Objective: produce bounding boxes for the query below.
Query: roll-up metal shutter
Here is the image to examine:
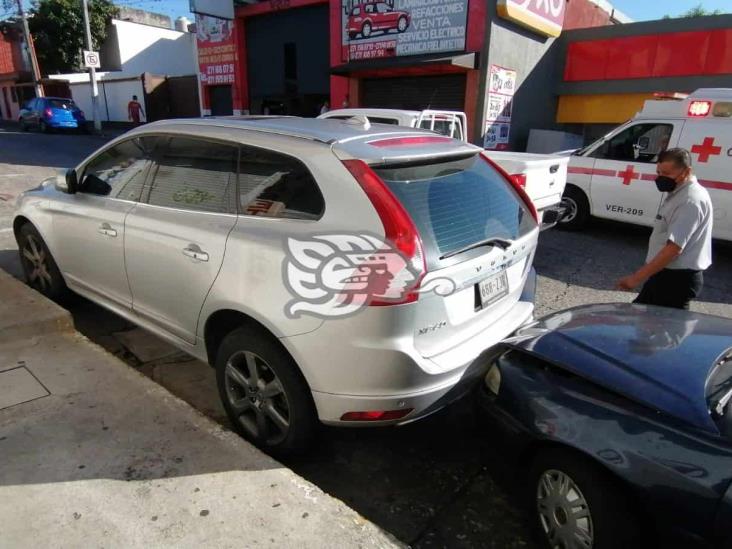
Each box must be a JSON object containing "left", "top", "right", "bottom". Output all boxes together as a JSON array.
[{"left": 361, "top": 75, "right": 466, "bottom": 112}]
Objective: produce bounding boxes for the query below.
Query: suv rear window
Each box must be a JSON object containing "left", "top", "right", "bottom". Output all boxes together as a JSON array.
[{"left": 373, "top": 154, "right": 535, "bottom": 267}]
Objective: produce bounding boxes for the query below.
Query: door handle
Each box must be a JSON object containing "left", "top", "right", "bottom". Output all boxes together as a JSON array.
[
  {"left": 182, "top": 245, "right": 209, "bottom": 262},
  {"left": 97, "top": 223, "right": 117, "bottom": 237}
]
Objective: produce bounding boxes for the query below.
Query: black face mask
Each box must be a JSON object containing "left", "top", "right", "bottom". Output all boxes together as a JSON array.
[{"left": 655, "top": 176, "right": 677, "bottom": 193}]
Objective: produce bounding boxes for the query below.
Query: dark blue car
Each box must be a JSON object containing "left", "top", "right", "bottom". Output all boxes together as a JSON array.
[
  {"left": 477, "top": 303, "right": 732, "bottom": 548},
  {"left": 18, "top": 97, "right": 86, "bottom": 132}
]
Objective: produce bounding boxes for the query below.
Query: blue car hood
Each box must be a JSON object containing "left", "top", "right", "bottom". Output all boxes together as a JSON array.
[{"left": 512, "top": 303, "right": 732, "bottom": 434}]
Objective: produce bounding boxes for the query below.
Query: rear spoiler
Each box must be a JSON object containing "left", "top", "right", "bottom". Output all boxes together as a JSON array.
[{"left": 332, "top": 133, "right": 481, "bottom": 166}]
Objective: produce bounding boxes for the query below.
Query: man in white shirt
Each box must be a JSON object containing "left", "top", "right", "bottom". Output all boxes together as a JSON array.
[{"left": 617, "top": 148, "right": 713, "bottom": 310}]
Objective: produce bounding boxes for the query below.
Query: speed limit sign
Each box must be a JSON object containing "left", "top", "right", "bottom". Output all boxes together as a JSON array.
[{"left": 83, "top": 50, "right": 100, "bottom": 69}]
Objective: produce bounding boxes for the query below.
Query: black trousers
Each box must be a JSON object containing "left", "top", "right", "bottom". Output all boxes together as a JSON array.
[{"left": 634, "top": 269, "right": 703, "bottom": 310}]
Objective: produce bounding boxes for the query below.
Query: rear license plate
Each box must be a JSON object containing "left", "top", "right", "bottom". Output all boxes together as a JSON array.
[{"left": 477, "top": 271, "right": 509, "bottom": 309}]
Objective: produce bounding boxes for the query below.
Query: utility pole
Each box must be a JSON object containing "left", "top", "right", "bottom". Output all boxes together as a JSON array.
[
  {"left": 81, "top": 0, "right": 101, "bottom": 133},
  {"left": 16, "top": 0, "right": 43, "bottom": 98}
]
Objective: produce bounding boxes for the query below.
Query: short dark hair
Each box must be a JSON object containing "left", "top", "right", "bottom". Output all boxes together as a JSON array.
[
  {"left": 657, "top": 148, "right": 692, "bottom": 169},
  {"left": 132, "top": 95, "right": 138, "bottom": 100}
]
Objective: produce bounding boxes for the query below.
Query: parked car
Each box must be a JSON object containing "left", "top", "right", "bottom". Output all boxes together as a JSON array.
[
  {"left": 19, "top": 97, "right": 86, "bottom": 133},
  {"left": 320, "top": 108, "right": 569, "bottom": 223},
  {"left": 477, "top": 303, "right": 732, "bottom": 548},
  {"left": 14, "top": 117, "right": 540, "bottom": 453},
  {"left": 346, "top": 2, "right": 410, "bottom": 39},
  {"left": 560, "top": 88, "right": 732, "bottom": 242}
]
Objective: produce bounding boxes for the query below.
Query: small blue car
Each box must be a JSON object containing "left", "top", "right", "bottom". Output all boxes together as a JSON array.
[
  {"left": 18, "top": 97, "right": 86, "bottom": 132},
  {"left": 477, "top": 303, "right": 732, "bottom": 548}
]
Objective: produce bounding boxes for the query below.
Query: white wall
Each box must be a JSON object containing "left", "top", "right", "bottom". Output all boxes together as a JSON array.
[
  {"left": 113, "top": 19, "right": 197, "bottom": 77},
  {"left": 69, "top": 78, "right": 145, "bottom": 122}
]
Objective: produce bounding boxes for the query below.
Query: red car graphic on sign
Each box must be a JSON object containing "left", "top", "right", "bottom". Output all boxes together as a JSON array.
[{"left": 346, "top": 2, "right": 410, "bottom": 40}]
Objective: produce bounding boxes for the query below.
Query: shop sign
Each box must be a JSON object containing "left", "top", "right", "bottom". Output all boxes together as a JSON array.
[
  {"left": 341, "top": 0, "right": 469, "bottom": 62},
  {"left": 484, "top": 65, "right": 516, "bottom": 150},
  {"left": 195, "top": 14, "right": 237, "bottom": 85},
  {"left": 497, "top": 0, "right": 566, "bottom": 38}
]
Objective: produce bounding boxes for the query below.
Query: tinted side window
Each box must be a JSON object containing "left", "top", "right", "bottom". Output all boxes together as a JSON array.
[
  {"left": 591, "top": 123, "right": 673, "bottom": 163},
  {"left": 146, "top": 137, "right": 238, "bottom": 214},
  {"left": 238, "top": 145, "right": 324, "bottom": 220},
  {"left": 80, "top": 137, "right": 157, "bottom": 200}
]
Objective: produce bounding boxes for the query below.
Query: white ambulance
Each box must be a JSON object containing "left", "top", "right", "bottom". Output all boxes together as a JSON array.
[{"left": 560, "top": 88, "right": 732, "bottom": 242}]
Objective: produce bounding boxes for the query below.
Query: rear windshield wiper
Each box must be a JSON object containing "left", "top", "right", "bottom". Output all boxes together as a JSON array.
[{"left": 440, "top": 237, "right": 513, "bottom": 260}]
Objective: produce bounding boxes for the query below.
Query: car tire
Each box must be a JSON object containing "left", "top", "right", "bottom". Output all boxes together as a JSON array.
[
  {"left": 19, "top": 119, "right": 28, "bottom": 131},
  {"left": 16, "top": 223, "right": 69, "bottom": 302},
  {"left": 362, "top": 21, "right": 372, "bottom": 38},
  {"left": 215, "top": 325, "right": 317, "bottom": 455},
  {"left": 397, "top": 16, "right": 408, "bottom": 32},
  {"left": 558, "top": 185, "right": 590, "bottom": 231},
  {"left": 39, "top": 120, "right": 49, "bottom": 133},
  {"left": 527, "top": 448, "right": 641, "bottom": 549}
]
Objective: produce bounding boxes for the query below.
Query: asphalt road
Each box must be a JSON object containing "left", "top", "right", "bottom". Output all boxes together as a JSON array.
[{"left": 2, "top": 126, "right": 731, "bottom": 548}]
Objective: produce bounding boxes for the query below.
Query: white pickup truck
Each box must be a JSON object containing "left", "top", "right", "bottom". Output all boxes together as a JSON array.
[{"left": 318, "top": 108, "right": 569, "bottom": 220}]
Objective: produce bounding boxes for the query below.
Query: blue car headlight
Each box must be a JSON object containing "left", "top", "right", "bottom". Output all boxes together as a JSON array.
[{"left": 485, "top": 364, "right": 502, "bottom": 396}]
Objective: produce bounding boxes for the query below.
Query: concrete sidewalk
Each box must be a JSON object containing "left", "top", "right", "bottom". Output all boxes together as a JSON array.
[{"left": 0, "top": 269, "right": 401, "bottom": 548}]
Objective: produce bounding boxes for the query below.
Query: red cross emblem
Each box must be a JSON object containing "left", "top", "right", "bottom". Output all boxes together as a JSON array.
[
  {"left": 691, "top": 137, "right": 722, "bottom": 163},
  {"left": 618, "top": 165, "right": 639, "bottom": 186}
]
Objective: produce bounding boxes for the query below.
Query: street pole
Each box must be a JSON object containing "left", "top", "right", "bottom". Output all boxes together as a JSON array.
[
  {"left": 16, "top": 0, "right": 43, "bottom": 98},
  {"left": 81, "top": 0, "right": 101, "bottom": 133}
]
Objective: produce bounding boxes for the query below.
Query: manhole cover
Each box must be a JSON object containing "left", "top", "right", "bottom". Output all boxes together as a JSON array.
[{"left": 0, "top": 367, "right": 50, "bottom": 410}]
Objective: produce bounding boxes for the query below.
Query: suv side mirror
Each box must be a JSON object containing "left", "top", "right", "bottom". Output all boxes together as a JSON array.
[{"left": 56, "top": 168, "right": 78, "bottom": 194}]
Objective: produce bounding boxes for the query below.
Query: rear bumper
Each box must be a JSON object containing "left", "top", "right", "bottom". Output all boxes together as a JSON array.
[
  {"left": 286, "top": 300, "right": 535, "bottom": 426},
  {"left": 47, "top": 119, "right": 80, "bottom": 128}
]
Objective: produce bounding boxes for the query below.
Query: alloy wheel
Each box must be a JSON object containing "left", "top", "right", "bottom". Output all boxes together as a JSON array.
[
  {"left": 559, "top": 196, "right": 578, "bottom": 224},
  {"left": 223, "top": 350, "right": 291, "bottom": 445},
  {"left": 398, "top": 17, "right": 407, "bottom": 31},
  {"left": 22, "top": 234, "right": 53, "bottom": 292},
  {"left": 536, "top": 469, "right": 594, "bottom": 549}
]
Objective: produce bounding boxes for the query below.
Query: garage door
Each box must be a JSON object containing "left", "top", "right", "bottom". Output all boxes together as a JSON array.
[{"left": 361, "top": 75, "right": 466, "bottom": 112}]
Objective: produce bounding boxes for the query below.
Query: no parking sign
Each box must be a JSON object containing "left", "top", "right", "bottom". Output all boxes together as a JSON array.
[{"left": 83, "top": 50, "right": 100, "bottom": 69}]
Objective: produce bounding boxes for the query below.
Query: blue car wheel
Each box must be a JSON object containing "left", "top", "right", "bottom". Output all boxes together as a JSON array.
[{"left": 527, "top": 449, "right": 641, "bottom": 549}]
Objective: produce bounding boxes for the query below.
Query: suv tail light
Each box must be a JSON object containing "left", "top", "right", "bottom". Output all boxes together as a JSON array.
[
  {"left": 341, "top": 159, "right": 426, "bottom": 306},
  {"left": 43, "top": 108, "right": 53, "bottom": 118},
  {"left": 481, "top": 154, "right": 538, "bottom": 223}
]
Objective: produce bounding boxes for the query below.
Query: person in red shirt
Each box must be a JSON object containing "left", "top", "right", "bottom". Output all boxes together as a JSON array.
[{"left": 128, "top": 95, "right": 145, "bottom": 125}]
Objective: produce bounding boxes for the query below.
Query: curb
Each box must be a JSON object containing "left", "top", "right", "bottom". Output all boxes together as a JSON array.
[{"left": 0, "top": 268, "right": 74, "bottom": 344}]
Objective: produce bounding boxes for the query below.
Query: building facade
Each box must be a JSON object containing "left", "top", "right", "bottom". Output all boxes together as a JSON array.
[
  {"left": 197, "top": 0, "right": 628, "bottom": 143},
  {"left": 195, "top": 2, "right": 731, "bottom": 151},
  {"left": 556, "top": 14, "right": 732, "bottom": 143},
  {"left": 49, "top": 16, "right": 199, "bottom": 123},
  {"left": 0, "top": 20, "right": 34, "bottom": 121}
]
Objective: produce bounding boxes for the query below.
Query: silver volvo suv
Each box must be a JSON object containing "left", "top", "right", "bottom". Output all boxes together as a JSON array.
[{"left": 14, "top": 117, "right": 539, "bottom": 453}]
